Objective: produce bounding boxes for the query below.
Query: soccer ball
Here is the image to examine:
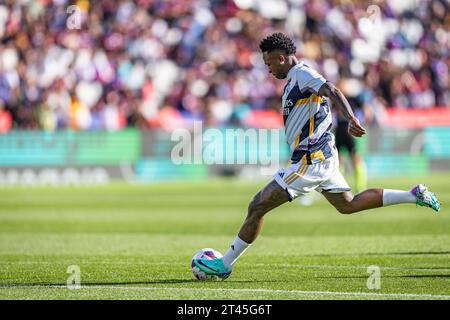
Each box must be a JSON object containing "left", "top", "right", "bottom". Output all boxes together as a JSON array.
[{"left": 191, "top": 248, "right": 223, "bottom": 281}]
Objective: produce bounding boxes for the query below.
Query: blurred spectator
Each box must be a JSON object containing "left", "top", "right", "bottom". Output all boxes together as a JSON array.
[
  {"left": 0, "top": 0, "right": 448, "bottom": 132},
  {"left": 0, "top": 99, "right": 12, "bottom": 132}
]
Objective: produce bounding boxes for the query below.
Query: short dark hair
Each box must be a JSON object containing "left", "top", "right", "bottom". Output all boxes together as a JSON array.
[{"left": 259, "top": 32, "right": 296, "bottom": 55}]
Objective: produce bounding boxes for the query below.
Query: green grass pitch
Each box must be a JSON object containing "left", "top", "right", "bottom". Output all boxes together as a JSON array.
[{"left": 0, "top": 173, "right": 449, "bottom": 300}]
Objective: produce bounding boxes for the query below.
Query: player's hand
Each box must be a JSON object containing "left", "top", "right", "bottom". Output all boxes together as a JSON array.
[{"left": 348, "top": 117, "right": 366, "bottom": 137}]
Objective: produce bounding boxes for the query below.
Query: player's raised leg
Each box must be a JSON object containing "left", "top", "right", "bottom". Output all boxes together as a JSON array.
[
  {"left": 323, "top": 184, "right": 441, "bottom": 214},
  {"left": 192, "top": 180, "right": 289, "bottom": 278}
]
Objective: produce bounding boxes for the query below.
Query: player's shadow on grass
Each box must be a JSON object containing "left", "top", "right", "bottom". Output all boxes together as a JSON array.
[
  {"left": 80, "top": 279, "right": 280, "bottom": 285},
  {"left": 0, "top": 280, "right": 196, "bottom": 287},
  {"left": 0, "top": 279, "right": 279, "bottom": 288}
]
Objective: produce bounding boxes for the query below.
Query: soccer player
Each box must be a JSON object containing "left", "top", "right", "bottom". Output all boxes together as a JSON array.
[{"left": 193, "top": 33, "right": 440, "bottom": 279}]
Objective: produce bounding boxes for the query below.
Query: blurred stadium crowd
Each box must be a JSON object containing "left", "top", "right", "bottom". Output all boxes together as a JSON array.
[{"left": 0, "top": 0, "right": 448, "bottom": 132}]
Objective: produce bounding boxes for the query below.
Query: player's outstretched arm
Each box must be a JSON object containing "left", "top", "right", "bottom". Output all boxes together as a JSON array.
[{"left": 318, "top": 81, "right": 367, "bottom": 137}]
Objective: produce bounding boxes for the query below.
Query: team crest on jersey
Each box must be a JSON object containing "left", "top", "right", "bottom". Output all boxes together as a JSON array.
[
  {"left": 278, "top": 172, "right": 285, "bottom": 178},
  {"left": 283, "top": 100, "right": 293, "bottom": 116}
]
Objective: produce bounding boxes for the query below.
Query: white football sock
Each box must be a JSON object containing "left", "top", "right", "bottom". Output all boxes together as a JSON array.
[
  {"left": 382, "top": 189, "right": 416, "bottom": 206},
  {"left": 222, "top": 236, "right": 251, "bottom": 269}
]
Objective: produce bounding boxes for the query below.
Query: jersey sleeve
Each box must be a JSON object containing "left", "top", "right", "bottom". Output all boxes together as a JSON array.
[{"left": 296, "top": 65, "right": 327, "bottom": 94}]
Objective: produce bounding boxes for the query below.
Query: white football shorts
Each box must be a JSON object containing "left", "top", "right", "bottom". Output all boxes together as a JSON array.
[{"left": 274, "top": 155, "right": 351, "bottom": 201}]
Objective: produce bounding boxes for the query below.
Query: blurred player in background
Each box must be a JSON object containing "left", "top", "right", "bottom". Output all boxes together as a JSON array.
[
  {"left": 193, "top": 33, "right": 441, "bottom": 279},
  {"left": 334, "top": 78, "right": 369, "bottom": 193}
]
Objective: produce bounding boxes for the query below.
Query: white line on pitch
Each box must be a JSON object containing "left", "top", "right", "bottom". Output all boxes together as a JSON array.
[{"left": 27, "top": 285, "right": 450, "bottom": 299}]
